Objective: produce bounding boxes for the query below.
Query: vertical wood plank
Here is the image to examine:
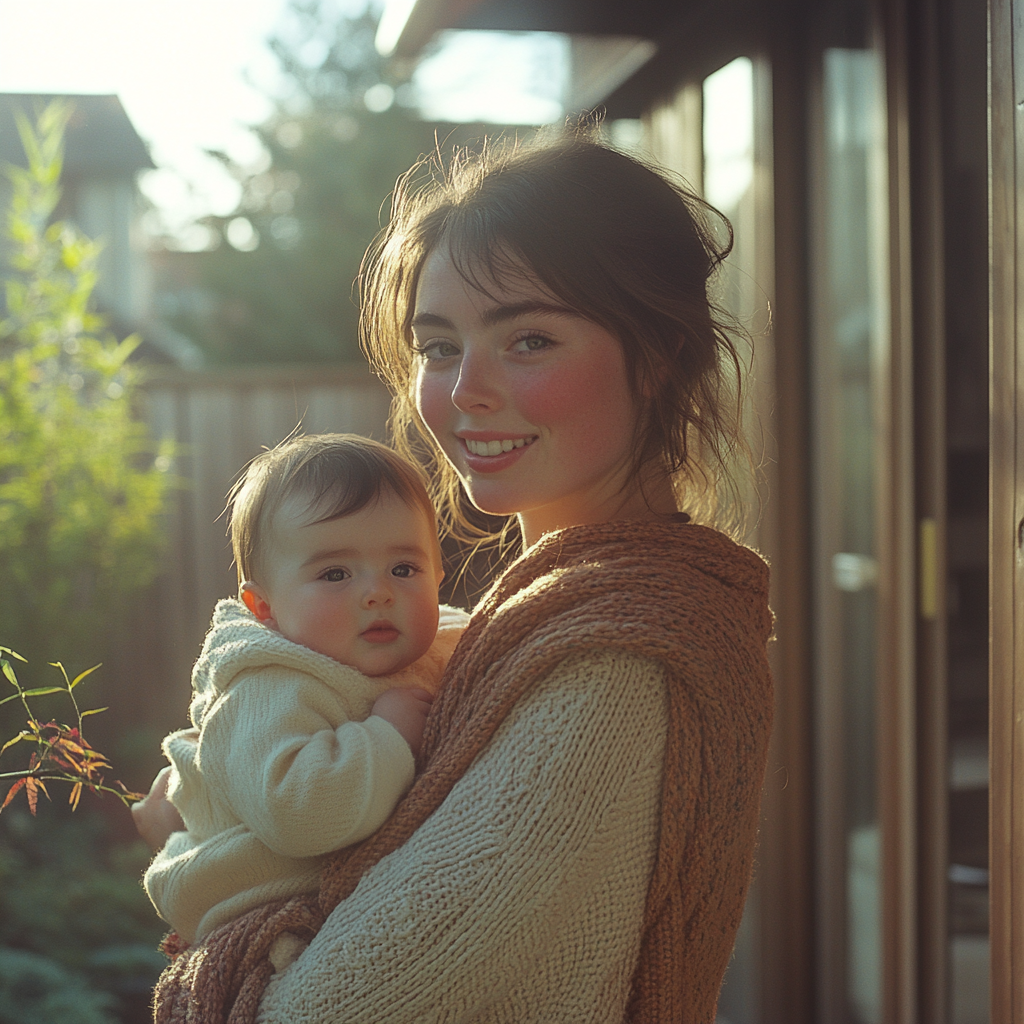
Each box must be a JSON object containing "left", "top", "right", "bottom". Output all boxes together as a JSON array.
[
  {"left": 758, "top": 25, "right": 816, "bottom": 1024},
  {"left": 989, "top": 0, "right": 1024, "bottom": 1018},
  {"left": 144, "top": 385, "right": 195, "bottom": 724},
  {"left": 907, "top": 0, "right": 950, "bottom": 1018},
  {"left": 879, "top": 3, "right": 920, "bottom": 1022}
]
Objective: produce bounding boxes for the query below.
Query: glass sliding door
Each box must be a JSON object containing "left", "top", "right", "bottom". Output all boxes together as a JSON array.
[{"left": 810, "top": 15, "right": 891, "bottom": 1024}]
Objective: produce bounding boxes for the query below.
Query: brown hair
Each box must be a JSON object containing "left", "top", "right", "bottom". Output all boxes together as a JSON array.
[
  {"left": 360, "top": 127, "right": 749, "bottom": 547},
  {"left": 227, "top": 433, "right": 437, "bottom": 587}
]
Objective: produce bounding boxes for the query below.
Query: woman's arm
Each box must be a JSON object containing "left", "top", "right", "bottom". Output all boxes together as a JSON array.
[{"left": 256, "top": 650, "right": 669, "bottom": 1024}]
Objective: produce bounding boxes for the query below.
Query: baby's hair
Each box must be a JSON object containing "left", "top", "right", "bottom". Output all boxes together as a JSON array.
[
  {"left": 359, "top": 125, "right": 750, "bottom": 550},
  {"left": 227, "top": 433, "right": 437, "bottom": 588}
]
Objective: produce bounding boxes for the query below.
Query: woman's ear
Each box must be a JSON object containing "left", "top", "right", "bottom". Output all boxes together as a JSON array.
[{"left": 240, "top": 582, "right": 277, "bottom": 629}]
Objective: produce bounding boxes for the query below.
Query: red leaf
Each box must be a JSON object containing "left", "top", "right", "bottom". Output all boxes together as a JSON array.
[{"left": 1, "top": 778, "right": 26, "bottom": 810}]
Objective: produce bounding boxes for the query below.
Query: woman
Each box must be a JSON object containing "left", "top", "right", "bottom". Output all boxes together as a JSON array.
[{"left": 140, "top": 129, "right": 774, "bottom": 1023}]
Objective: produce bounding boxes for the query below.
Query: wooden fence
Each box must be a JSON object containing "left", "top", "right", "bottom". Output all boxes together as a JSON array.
[{"left": 103, "top": 365, "right": 393, "bottom": 749}]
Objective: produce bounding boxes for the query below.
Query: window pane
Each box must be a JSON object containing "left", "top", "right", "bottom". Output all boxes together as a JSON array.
[{"left": 812, "top": 44, "right": 889, "bottom": 1024}]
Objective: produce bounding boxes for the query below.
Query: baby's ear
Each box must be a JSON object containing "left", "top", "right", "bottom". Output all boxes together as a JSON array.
[{"left": 240, "top": 582, "right": 276, "bottom": 628}]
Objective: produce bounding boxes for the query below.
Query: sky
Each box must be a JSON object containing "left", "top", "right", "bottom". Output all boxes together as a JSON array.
[
  {"left": 0, "top": 0, "right": 568, "bottom": 243},
  {"left": 0, "top": 0, "right": 293, "bottom": 236}
]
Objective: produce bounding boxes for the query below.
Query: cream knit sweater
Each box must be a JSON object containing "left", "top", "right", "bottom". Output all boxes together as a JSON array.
[
  {"left": 144, "top": 598, "right": 468, "bottom": 944},
  {"left": 255, "top": 648, "right": 668, "bottom": 1023}
]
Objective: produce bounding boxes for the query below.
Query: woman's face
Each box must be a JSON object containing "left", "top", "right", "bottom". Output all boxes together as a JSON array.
[{"left": 412, "top": 247, "right": 640, "bottom": 546}]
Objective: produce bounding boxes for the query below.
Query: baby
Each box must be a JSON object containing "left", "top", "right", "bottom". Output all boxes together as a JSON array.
[{"left": 143, "top": 433, "right": 468, "bottom": 947}]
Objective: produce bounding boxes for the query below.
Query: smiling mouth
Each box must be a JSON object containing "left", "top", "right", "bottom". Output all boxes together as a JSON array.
[{"left": 464, "top": 437, "right": 536, "bottom": 456}]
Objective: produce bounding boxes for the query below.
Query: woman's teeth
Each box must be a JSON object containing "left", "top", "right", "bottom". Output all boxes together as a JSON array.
[{"left": 465, "top": 438, "right": 532, "bottom": 456}]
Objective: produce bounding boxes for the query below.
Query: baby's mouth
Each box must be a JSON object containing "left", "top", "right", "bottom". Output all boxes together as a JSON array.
[{"left": 361, "top": 621, "right": 399, "bottom": 643}]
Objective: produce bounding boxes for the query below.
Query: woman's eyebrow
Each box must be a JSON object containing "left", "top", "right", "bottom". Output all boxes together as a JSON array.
[
  {"left": 410, "top": 302, "right": 578, "bottom": 331},
  {"left": 410, "top": 312, "right": 454, "bottom": 330},
  {"left": 481, "top": 301, "right": 578, "bottom": 326}
]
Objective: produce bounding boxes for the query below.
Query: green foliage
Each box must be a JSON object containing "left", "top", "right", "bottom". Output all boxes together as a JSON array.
[
  {"left": 1, "top": 648, "right": 143, "bottom": 815},
  {"left": 0, "top": 949, "right": 117, "bottom": 1024},
  {"left": 0, "top": 811, "right": 167, "bottom": 1023},
  {"left": 160, "top": 2, "right": 438, "bottom": 364},
  {"left": 0, "top": 101, "right": 172, "bottom": 693}
]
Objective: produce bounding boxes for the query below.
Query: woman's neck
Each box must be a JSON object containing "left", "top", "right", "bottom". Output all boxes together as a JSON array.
[{"left": 518, "top": 473, "right": 679, "bottom": 549}]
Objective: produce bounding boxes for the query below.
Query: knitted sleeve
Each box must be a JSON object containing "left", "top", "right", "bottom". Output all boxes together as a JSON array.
[
  {"left": 255, "top": 650, "right": 668, "bottom": 1024},
  {"left": 197, "top": 666, "right": 415, "bottom": 858}
]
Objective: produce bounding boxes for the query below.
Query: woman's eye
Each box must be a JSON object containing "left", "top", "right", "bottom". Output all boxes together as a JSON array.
[
  {"left": 512, "top": 334, "right": 553, "bottom": 353},
  {"left": 414, "top": 339, "right": 460, "bottom": 361},
  {"left": 321, "top": 568, "right": 350, "bottom": 582},
  {"left": 391, "top": 563, "right": 419, "bottom": 578}
]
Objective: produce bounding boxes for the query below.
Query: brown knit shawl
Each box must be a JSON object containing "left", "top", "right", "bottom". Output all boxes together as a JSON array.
[{"left": 153, "top": 519, "right": 773, "bottom": 1024}]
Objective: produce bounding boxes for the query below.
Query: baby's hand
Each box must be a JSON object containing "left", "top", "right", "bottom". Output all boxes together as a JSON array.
[{"left": 371, "top": 687, "right": 434, "bottom": 758}]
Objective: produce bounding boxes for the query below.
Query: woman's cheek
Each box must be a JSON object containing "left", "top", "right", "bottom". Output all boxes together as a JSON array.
[
  {"left": 414, "top": 369, "right": 455, "bottom": 449},
  {"left": 517, "top": 360, "right": 634, "bottom": 444},
  {"left": 512, "top": 365, "right": 575, "bottom": 423}
]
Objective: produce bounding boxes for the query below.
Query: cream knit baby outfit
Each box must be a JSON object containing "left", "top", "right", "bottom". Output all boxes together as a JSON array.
[{"left": 144, "top": 598, "right": 468, "bottom": 944}]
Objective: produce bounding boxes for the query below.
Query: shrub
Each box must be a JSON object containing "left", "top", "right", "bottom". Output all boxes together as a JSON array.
[
  {"left": 0, "top": 101, "right": 171, "bottom": 700},
  {"left": 0, "top": 810, "right": 166, "bottom": 1023}
]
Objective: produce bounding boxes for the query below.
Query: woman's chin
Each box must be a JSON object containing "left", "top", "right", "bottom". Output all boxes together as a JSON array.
[
  {"left": 460, "top": 485, "right": 522, "bottom": 520},
  {"left": 468, "top": 499, "right": 520, "bottom": 520}
]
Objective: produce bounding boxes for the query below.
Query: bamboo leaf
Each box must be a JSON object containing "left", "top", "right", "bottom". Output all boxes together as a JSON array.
[
  {"left": 69, "top": 781, "right": 82, "bottom": 810},
  {"left": 19, "top": 686, "right": 63, "bottom": 698},
  {"left": 68, "top": 663, "right": 101, "bottom": 690},
  {"left": 80, "top": 707, "right": 108, "bottom": 717},
  {"left": 0, "top": 648, "right": 27, "bottom": 663},
  {"left": 54, "top": 737, "right": 87, "bottom": 757},
  {"left": 0, "top": 732, "right": 32, "bottom": 755},
  {"left": 1, "top": 778, "right": 26, "bottom": 811},
  {"left": 1, "top": 660, "right": 18, "bottom": 687},
  {"left": 116, "top": 780, "right": 146, "bottom": 800},
  {"left": 25, "top": 777, "right": 38, "bottom": 814}
]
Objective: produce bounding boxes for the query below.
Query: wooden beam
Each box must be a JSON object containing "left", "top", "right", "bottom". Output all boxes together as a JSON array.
[{"left": 988, "top": 0, "right": 1024, "bottom": 1019}]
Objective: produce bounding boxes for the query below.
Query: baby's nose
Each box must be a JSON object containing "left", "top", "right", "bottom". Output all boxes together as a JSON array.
[{"left": 361, "top": 578, "right": 394, "bottom": 607}]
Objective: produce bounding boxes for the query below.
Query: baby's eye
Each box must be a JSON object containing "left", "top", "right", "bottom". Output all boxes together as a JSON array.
[
  {"left": 321, "top": 567, "right": 350, "bottom": 582},
  {"left": 391, "top": 563, "right": 419, "bottom": 578},
  {"left": 413, "top": 339, "right": 460, "bottom": 361}
]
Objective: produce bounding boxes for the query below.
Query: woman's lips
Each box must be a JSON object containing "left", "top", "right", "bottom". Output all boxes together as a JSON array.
[
  {"left": 361, "top": 624, "right": 400, "bottom": 643},
  {"left": 458, "top": 435, "right": 536, "bottom": 474}
]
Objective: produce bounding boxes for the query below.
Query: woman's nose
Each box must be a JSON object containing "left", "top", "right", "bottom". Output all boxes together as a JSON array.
[{"left": 451, "top": 346, "right": 501, "bottom": 413}]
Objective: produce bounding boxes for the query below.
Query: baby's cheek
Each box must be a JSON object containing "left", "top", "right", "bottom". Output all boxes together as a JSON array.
[{"left": 409, "top": 593, "right": 442, "bottom": 655}]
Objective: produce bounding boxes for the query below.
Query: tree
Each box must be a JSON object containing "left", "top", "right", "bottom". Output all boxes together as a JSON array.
[
  {"left": 158, "top": 2, "right": 439, "bottom": 365},
  {"left": 0, "top": 101, "right": 171, "bottom": 700}
]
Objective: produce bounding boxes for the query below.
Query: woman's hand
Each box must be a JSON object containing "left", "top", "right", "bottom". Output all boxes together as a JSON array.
[{"left": 132, "top": 765, "right": 184, "bottom": 852}]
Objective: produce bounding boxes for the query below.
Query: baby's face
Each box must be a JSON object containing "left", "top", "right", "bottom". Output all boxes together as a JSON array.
[{"left": 251, "top": 491, "right": 443, "bottom": 676}]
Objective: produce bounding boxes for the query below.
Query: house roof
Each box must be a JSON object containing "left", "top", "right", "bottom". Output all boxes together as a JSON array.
[
  {"left": 378, "top": 0, "right": 682, "bottom": 58},
  {"left": 0, "top": 93, "right": 154, "bottom": 174},
  {"left": 378, "top": 0, "right": 766, "bottom": 118}
]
